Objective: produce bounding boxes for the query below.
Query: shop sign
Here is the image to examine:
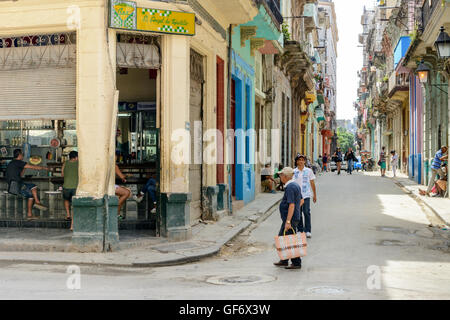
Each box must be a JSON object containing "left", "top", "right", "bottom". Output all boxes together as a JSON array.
[
  {"left": 110, "top": 0, "right": 137, "bottom": 30},
  {"left": 109, "top": 0, "right": 195, "bottom": 36},
  {"left": 137, "top": 8, "right": 195, "bottom": 36}
]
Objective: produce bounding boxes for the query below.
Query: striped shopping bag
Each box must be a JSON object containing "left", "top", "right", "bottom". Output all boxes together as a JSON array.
[{"left": 274, "top": 229, "right": 307, "bottom": 260}]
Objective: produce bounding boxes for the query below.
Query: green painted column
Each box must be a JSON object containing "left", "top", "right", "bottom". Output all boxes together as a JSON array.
[
  {"left": 217, "top": 184, "right": 228, "bottom": 212},
  {"left": 160, "top": 193, "right": 192, "bottom": 241},
  {"left": 71, "top": 196, "right": 119, "bottom": 252}
]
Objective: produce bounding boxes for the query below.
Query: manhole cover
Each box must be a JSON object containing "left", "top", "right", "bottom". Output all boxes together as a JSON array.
[
  {"left": 207, "top": 275, "right": 276, "bottom": 285},
  {"left": 307, "top": 286, "right": 347, "bottom": 295}
]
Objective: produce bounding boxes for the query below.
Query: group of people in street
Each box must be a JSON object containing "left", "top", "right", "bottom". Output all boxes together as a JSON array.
[
  {"left": 273, "top": 153, "right": 318, "bottom": 270},
  {"left": 376, "top": 145, "right": 448, "bottom": 197},
  {"left": 377, "top": 147, "right": 399, "bottom": 178}
]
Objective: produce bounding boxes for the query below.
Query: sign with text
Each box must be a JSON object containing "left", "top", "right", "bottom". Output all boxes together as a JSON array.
[
  {"left": 137, "top": 8, "right": 195, "bottom": 36},
  {"left": 109, "top": 1, "right": 195, "bottom": 36}
]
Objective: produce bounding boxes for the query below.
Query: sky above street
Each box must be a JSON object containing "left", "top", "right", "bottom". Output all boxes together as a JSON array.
[{"left": 334, "top": 0, "right": 376, "bottom": 121}]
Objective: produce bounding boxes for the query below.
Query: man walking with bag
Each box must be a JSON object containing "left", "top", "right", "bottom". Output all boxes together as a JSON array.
[{"left": 273, "top": 167, "right": 304, "bottom": 270}]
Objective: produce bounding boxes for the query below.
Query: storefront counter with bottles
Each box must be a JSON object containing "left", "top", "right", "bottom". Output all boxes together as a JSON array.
[{"left": 0, "top": 120, "right": 76, "bottom": 224}]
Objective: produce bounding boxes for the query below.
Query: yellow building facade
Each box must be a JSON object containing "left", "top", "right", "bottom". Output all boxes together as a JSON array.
[{"left": 0, "top": 0, "right": 258, "bottom": 250}]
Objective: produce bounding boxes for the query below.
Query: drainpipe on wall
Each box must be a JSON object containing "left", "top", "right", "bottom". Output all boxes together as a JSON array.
[{"left": 227, "top": 25, "right": 233, "bottom": 214}]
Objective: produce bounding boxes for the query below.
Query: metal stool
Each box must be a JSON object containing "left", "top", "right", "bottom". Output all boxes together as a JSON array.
[
  {"left": 45, "top": 191, "right": 62, "bottom": 219},
  {"left": 5, "top": 192, "right": 16, "bottom": 219},
  {"left": 0, "top": 191, "right": 6, "bottom": 219}
]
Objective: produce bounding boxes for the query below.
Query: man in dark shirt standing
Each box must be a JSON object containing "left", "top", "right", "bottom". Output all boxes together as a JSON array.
[
  {"left": 6, "top": 149, "right": 50, "bottom": 219},
  {"left": 273, "top": 167, "right": 304, "bottom": 270}
]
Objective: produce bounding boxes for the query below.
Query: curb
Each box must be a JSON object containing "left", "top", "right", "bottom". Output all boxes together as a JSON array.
[
  {"left": 0, "top": 200, "right": 281, "bottom": 268},
  {"left": 393, "top": 178, "right": 449, "bottom": 226},
  {"left": 131, "top": 220, "right": 253, "bottom": 267}
]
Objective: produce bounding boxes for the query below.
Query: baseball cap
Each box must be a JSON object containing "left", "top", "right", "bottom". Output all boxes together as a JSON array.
[{"left": 295, "top": 153, "right": 306, "bottom": 162}]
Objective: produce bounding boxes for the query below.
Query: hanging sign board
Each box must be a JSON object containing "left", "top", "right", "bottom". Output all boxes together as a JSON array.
[{"left": 109, "top": 0, "right": 195, "bottom": 36}]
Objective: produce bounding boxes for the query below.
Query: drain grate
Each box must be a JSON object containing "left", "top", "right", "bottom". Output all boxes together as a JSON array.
[
  {"left": 307, "top": 286, "right": 348, "bottom": 295},
  {"left": 206, "top": 275, "right": 276, "bottom": 285}
]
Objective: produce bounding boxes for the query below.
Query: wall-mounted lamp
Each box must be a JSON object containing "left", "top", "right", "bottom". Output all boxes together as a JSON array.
[
  {"left": 416, "top": 59, "right": 430, "bottom": 84},
  {"left": 435, "top": 26, "right": 450, "bottom": 59},
  {"left": 416, "top": 59, "right": 448, "bottom": 93}
]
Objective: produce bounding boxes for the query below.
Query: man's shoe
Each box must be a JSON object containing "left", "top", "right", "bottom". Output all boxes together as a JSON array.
[
  {"left": 33, "top": 203, "right": 48, "bottom": 211},
  {"left": 306, "top": 232, "right": 312, "bottom": 238},
  {"left": 285, "top": 264, "right": 302, "bottom": 270},
  {"left": 133, "top": 195, "right": 144, "bottom": 203},
  {"left": 273, "top": 261, "right": 288, "bottom": 267}
]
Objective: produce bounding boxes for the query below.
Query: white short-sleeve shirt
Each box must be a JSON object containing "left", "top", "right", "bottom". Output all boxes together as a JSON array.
[{"left": 293, "top": 167, "right": 316, "bottom": 199}]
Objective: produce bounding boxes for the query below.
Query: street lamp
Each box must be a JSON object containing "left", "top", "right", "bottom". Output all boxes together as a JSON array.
[
  {"left": 416, "top": 59, "right": 430, "bottom": 84},
  {"left": 434, "top": 26, "right": 450, "bottom": 59}
]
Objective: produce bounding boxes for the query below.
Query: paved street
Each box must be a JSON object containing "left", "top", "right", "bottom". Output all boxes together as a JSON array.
[{"left": 0, "top": 172, "right": 449, "bottom": 300}]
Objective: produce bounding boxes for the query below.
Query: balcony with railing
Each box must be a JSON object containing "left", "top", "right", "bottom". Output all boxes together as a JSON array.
[
  {"left": 388, "top": 71, "right": 409, "bottom": 99},
  {"left": 303, "top": 2, "right": 319, "bottom": 32}
]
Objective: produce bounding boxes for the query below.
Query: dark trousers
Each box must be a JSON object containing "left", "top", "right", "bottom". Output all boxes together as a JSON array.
[
  {"left": 347, "top": 160, "right": 353, "bottom": 174},
  {"left": 278, "top": 220, "right": 302, "bottom": 266},
  {"left": 297, "top": 198, "right": 311, "bottom": 233}
]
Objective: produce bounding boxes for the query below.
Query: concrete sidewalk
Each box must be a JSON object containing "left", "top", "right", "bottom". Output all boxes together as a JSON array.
[
  {"left": 362, "top": 171, "right": 450, "bottom": 227},
  {"left": 393, "top": 176, "right": 450, "bottom": 227},
  {"left": 0, "top": 193, "right": 282, "bottom": 267}
]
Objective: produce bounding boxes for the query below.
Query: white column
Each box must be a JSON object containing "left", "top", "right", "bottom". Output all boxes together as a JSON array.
[{"left": 160, "top": 35, "right": 190, "bottom": 194}]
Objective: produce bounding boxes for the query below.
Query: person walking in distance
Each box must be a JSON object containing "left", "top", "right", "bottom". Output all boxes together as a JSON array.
[
  {"left": 390, "top": 150, "right": 398, "bottom": 178},
  {"left": 335, "top": 148, "right": 343, "bottom": 175},
  {"left": 345, "top": 148, "right": 356, "bottom": 175},
  {"left": 61, "top": 151, "right": 78, "bottom": 231},
  {"left": 425, "top": 146, "right": 448, "bottom": 197},
  {"left": 293, "top": 154, "right": 317, "bottom": 239},
  {"left": 322, "top": 153, "right": 329, "bottom": 172},
  {"left": 273, "top": 167, "right": 304, "bottom": 270},
  {"left": 379, "top": 147, "right": 387, "bottom": 177}
]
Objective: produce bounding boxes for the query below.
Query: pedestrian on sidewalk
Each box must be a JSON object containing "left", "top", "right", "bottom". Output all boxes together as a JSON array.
[
  {"left": 345, "top": 148, "right": 356, "bottom": 175},
  {"left": 293, "top": 154, "right": 317, "bottom": 239},
  {"left": 6, "top": 149, "right": 49, "bottom": 219},
  {"left": 61, "top": 151, "right": 78, "bottom": 231},
  {"left": 390, "top": 150, "right": 398, "bottom": 177},
  {"left": 273, "top": 167, "right": 304, "bottom": 270},
  {"left": 379, "top": 147, "right": 387, "bottom": 177},
  {"left": 425, "top": 146, "right": 448, "bottom": 197}
]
